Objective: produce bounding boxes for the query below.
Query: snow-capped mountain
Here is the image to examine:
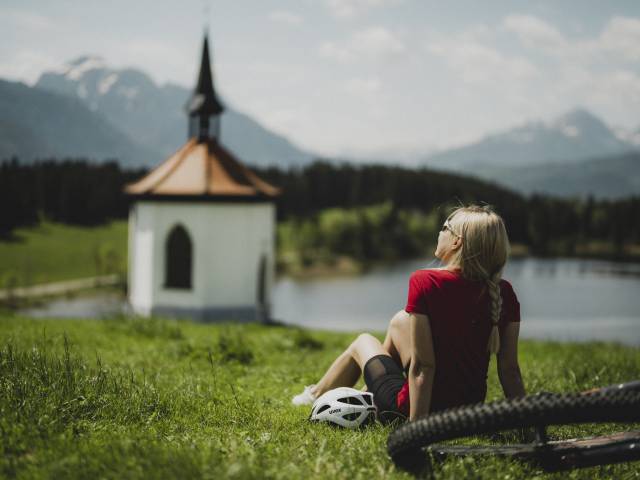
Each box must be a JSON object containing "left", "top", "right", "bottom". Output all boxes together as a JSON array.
[
  {"left": 424, "top": 108, "right": 637, "bottom": 170},
  {"left": 419, "top": 108, "right": 640, "bottom": 198},
  {"left": 614, "top": 125, "right": 640, "bottom": 147},
  {"left": 0, "top": 78, "right": 158, "bottom": 165},
  {"left": 35, "top": 56, "right": 312, "bottom": 167},
  {"left": 39, "top": 56, "right": 155, "bottom": 110}
]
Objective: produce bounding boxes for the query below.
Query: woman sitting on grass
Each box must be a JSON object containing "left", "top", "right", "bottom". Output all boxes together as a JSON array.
[{"left": 292, "top": 205, "right": 526, "bottom": 422}]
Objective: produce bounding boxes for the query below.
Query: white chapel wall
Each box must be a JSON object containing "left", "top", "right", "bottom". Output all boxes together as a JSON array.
[
  {"left": 129, "top": 200, "right": 275, "bottom": 318},
  {"left": 129, "top": 203, "right": 155, "bottom": 315}
]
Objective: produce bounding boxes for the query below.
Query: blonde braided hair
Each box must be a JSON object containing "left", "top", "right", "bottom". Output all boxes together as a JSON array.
[
  {"left": 485, "top": 273, "right": 503, "bottom": 354},
  {"left": 444, "top": 205, "right": 510, "bottom": 354}
]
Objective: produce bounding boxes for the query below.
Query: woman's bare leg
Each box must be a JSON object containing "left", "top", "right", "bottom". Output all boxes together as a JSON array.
[
  {"left": 310, "top": 310, "right": 413, "bottom": 398},
  {"left": 312, "top": 333, "right": 388, "bottom": 398},
  {"left": 310, "top": 350, "right": 360, "bottom": 398},
  {"left": 382, "top": 310, "right": 412, "bottom": 370}
]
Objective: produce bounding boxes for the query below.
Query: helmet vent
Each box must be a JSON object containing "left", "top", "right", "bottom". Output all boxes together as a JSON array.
[
  {"left": 360, "top": 412, "right": 375, "bottom": 426},
  {"left": 338, "top": 396, "right": 363, "bottom": 405},
  {"left": 316, "top": 405, "right": 330, "bottom": 414},
  {"left": 342, "top": 412, "right": 360, "bottom": 421},
  {"left": 363, "top": 395, "right": 373, "bottom": 405}
]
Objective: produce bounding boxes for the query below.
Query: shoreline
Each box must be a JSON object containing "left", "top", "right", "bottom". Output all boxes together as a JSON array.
[
  {"left": 276, "top": 243, "right": 640, "bottom": 279},
  {"left": 2, "top": 249, "right": 638, "bottom": 305}
]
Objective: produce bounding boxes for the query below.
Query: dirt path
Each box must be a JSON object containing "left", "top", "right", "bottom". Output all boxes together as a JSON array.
[{"left": 0, "top": 274, "right": 120, "bottom": 301}]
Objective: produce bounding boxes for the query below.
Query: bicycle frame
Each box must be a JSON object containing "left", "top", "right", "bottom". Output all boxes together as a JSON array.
[{"left": 429, "top": 430, "right": 640, "bottom": 472}]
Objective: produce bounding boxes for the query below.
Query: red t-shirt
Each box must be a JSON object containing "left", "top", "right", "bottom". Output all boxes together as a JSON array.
[{"left": 397, "top": 268, "right": 520, "bottom": 415}]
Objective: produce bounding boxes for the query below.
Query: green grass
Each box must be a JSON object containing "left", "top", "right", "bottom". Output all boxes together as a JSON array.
[
  {"left": 1, "top": 315, "right": 639, "bottom": 479},
  {"left": 0, "top": 221, "right": 127, "bottom": 288}
]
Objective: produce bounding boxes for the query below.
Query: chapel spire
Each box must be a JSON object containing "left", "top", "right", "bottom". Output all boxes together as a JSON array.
[{"left": 185, "top": 34, "right": 224, "bottom": 142}]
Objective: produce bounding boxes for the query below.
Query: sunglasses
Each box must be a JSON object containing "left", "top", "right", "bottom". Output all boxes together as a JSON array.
[{"left": 441, "top": 220, "right": 461, "bottom": 237}]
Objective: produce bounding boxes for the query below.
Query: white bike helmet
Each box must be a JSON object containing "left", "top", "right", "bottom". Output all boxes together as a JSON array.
[{"left": 310, "top": 387, "right": 377, "bottom": 428}]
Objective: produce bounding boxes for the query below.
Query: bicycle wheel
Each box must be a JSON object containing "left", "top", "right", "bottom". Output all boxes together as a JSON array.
[{"left": 387, "top": 389, "right": 640, "bottom": 472}]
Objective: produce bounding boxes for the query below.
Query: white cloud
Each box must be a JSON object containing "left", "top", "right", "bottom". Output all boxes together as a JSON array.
[
  {"left": 427, "top": 37, "right": 538, "bottom": 86},
  {"left": 498, "top": 14, "right": 640, "bottom": 125},
  {"left": 540, "top": 67, "right": 640, "bottom": 129},
  {"left": 589, "top": 70, "right": 640, "bottom": 110},
  {"left": 326, "top": 0, "right": 402, "bottom": 19},
  {"left": 319, "top": 26, "right": 405, "bottom": 63},
  {"left": 319, "top": 42, "right": 351, "bottom": 62},
  {"left": 352, "top": 26, "right": 405, "bottom": 56},
  {"left": 345, "top": 76, "right": 381, "bottom": 95},
  {"left": 109, "top": 38, "right": 192, "bottom": 86},
  {"left": 599, "top": 16, "right": 640, "bottom": 61},
  {"left": 504, "top": 14, "right": 640, "bottom": 63},
  {"left": 0, "top": 7, "right": 64, "bottom": 83},
  {"left": 268, "top": 10, "right": 303, "bottom": 26},
  {"left": 0, "top": 49, "right": 61, "bottom": 85},
  {"left": 0, "top": 8, "right": 58, "bottom": 31},
  {"left": 503, "top": 14, "right": 566, "bottom": 52}
]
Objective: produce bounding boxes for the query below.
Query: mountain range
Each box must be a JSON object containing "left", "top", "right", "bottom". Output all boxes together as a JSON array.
[
  {"left": 469, "top": 151, "right": 640, "bottom": 198},
  {"left": 5, "top": 56, "right": 313, "bottom": 167},
  {"left": 1, "top": 56, "right": 638, "bottom": 198},
  {"left": 424, "top": 109, "right": 638, "bottom": 170},
  {"left": 0, "top": 78, "right": 157, "bottom": 164},
  {"left": 422, "top": 109, "right": 640, "bottom": 198}
]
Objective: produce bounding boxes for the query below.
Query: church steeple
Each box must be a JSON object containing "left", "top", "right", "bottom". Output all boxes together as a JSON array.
[{"left": 186, "top": 34, "right": 224, "bottom": 142}]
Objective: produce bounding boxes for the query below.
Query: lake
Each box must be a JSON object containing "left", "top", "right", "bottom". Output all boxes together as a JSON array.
[{"left": 21, "top": 257, "right": 640, "bottom": 346}]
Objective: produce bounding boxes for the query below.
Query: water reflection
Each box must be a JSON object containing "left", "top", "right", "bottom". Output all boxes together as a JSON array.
[
  {"left": 272, "top": 257, "right": 640, "bottom": 346},
  {"left": 21, "top": 292, "right": 131, "bottom": 319}
]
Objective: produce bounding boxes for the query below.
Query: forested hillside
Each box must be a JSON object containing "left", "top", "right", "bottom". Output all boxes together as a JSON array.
[{"left": 1, "top": 158, "right": 638, "bottom": 259}]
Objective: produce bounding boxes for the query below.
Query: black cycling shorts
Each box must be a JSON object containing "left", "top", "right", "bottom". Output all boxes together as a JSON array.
[{"left": 364, "top": 354, "right": 407, "bottom": 423}]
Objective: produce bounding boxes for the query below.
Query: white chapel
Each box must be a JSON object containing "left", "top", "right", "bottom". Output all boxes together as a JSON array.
[{"left": 125, "top": 35, "right": 280, "bottom": 322}]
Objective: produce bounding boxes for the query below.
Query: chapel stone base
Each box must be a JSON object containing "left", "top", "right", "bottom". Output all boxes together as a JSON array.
[{"left": 149, "top": 305, "right": 269, "bottom": 323}]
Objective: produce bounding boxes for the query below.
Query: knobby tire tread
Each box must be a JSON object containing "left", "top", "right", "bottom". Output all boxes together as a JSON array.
[{"left": 387, "top": 390, "right": 640, "bottom": 471}]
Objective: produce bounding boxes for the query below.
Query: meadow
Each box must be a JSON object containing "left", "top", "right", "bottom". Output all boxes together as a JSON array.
[
  {"left": 1, "top": 315, "right": 639, "bottom": 479},
  {"left": 0, "top": 221, "right": 127, "bottom": 288}
]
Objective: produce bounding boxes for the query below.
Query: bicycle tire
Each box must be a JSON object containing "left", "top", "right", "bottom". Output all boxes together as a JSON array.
[{"left": 387, "top": 390, "right": 640, "bottom": 472}]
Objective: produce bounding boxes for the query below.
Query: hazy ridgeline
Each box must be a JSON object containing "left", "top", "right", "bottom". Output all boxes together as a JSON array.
[{"left": 1, "top": 158, "right": 639, "bottom": 258}]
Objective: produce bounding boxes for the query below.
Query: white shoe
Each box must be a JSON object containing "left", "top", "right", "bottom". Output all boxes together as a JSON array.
[{"left": 292, "top": 384, "right": 317, "bottom": 406}]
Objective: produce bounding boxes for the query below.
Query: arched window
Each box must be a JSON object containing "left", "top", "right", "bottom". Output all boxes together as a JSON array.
[{"left": 165, "top": 225, "right": 192, "bottom": 289}]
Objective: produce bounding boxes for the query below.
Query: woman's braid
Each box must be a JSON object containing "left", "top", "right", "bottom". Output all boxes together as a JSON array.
[{"left": 486, "top": 273, "right": 502, "bottom": 354}]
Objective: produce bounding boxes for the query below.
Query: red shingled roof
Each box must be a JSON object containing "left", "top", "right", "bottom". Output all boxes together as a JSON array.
[{"left": 125, "top": 139, "right": 280, "bottom": 200}]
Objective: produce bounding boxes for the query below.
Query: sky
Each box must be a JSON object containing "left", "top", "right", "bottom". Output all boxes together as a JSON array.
[{"left": 2, "top": 0, "right": 640, "bottom": 158}]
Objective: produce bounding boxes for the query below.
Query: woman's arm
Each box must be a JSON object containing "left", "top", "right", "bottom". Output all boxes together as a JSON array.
[
  {"left": 408, "top": 313, "right": 436, "bottom": 421},
  {"left": 496, "top": 322, "right": 526, "bottom": 399}
]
